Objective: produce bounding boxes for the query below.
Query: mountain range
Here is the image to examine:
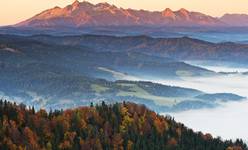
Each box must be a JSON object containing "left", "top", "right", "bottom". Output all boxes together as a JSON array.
[
  {"left": 14, "top": 0, "right": 248, "bottom": 28},
  {"left": 220, "top": 14, "right": 248, "bottom": 26},
  {"left": 27, "top": 34, "right": 248, "bottom": 65}
]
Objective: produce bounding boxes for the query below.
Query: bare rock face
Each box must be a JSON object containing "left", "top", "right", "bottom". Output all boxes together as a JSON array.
[
  {"left": 16, "top": 1, "right": 223, "bottom": 28},
  {"left": 162, "top": 8, "right": 176, "bottom": 20},
  {"left": 220, "top": 14, "right": 248, "bottom": 26}
]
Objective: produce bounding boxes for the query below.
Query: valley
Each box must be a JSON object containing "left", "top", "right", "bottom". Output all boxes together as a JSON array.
[
  {"left": 1, "top": 0, "right": 248, "bottom": 149},
  {"left": 0, "top": 34, "right": 247, "bottom": 114}
]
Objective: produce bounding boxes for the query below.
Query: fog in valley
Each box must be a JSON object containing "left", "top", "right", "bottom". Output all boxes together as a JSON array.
[
  {"left": 156, "top": 74, "right": 248, "bottom": 97},
  {"left": 167, "top": 100, "right": 248, "bottom": 142},
  {"left": 153, "top": 66, "right": 248, "bottom": 141},
  {"left": 185, "top": 61, "right": 248, "bottom": 72}
]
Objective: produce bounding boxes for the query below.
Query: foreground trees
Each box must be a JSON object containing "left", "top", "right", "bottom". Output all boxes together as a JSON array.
[{"left": 0, "top": 100, "right": 247, "bottom": 150}]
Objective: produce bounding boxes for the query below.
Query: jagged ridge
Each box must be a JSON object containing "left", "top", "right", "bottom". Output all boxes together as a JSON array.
[{"left": 16, "top": 0, "right": 223, "bottom": 27}]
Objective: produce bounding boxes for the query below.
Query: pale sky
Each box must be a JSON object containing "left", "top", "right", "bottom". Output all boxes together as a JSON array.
[{"left": 1, "top": 0, "right": 248, "bottom": 26}]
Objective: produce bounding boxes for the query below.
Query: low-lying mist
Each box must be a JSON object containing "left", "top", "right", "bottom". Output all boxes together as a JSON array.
[
  {"left": 155, "top": 74, "right": 248, "bottom": 97},
  {"left": 134, "top": 66, "right": 248, "bottom": 141},
  {"left": 167, "top": 100, "right": 248, "bottom": 141}
]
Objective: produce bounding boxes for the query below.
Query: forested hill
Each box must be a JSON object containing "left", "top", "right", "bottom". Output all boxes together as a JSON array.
[{"left": 0, "top": 100, "right": 247, "bottom": 150}]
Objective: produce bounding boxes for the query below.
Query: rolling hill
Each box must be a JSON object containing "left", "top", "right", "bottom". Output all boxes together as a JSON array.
[
  {"left": 26, "top": 34, "right": 248, "bottom": 65},
  {"left": 0, "top": 34, "right": 216, "bottom": 80},
  {"left": 0, "top": 34, "right": 245, "bottom": 112},
  {"left": 0, "top": 100, "right": 247, "bottom": 150},
  {"left": 0, "top": 64, "right": 244, "bottom": 112},
  {"left": 0, "top": 35, "right": 246, "bottom": 112}
]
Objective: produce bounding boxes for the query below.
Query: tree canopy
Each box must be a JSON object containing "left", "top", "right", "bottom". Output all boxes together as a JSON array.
[{"left": 0, "top": 100, "right": 246, "bottom": 150}]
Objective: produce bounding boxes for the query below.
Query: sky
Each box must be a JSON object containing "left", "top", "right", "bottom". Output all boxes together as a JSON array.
[{"left": 1, "top": 0, "right": 248, "bottom": 26}]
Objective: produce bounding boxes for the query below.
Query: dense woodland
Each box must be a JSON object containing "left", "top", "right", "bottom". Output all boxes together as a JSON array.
[{"left": 0, "top": 100, "right": 247, "bottom": 150}]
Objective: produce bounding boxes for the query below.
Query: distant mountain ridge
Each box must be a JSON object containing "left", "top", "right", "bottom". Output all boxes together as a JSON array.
[
  {"left": 16, "top": 0, "right": 225, "bottom": 28},
  {"left": 28, "top": 34, "right": 248, "bottom": 64},
  {"left": 14, "top": 1, "right": 248, "bottom": 28},
  {"left": 220, "top": 14, "right": 248, "bottom": 26}
]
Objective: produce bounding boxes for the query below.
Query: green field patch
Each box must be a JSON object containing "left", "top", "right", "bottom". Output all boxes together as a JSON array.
[
  {"left": 176, "top": 70, "right": 193, "bottom": 77},
  {"left": 117, "top": 84, "right": 177, "bottom": 106},
  {"left": 91, "top": 84, "right": 110, "bottom": 93},
  {"left": 117, "top": 83, "right": 136, "bottom": 87}
]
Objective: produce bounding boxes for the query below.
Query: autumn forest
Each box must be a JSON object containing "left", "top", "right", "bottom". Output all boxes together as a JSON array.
[{"left": 0, "top": 100, "right": 246, "bottom": 150}]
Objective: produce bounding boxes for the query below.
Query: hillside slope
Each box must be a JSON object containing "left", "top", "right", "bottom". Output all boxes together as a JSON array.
[
  {"left": 28, "top": 34, "right": 248, "bottom": 64},
  {"left": 0, "top": 100, "right": 247, "bottom": 150},
  {"left": 0, "top": 34, "right": 215, "bottom": 80},
  {"left": 0, "top": 34, "right": 245, "bottom": 112}
]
